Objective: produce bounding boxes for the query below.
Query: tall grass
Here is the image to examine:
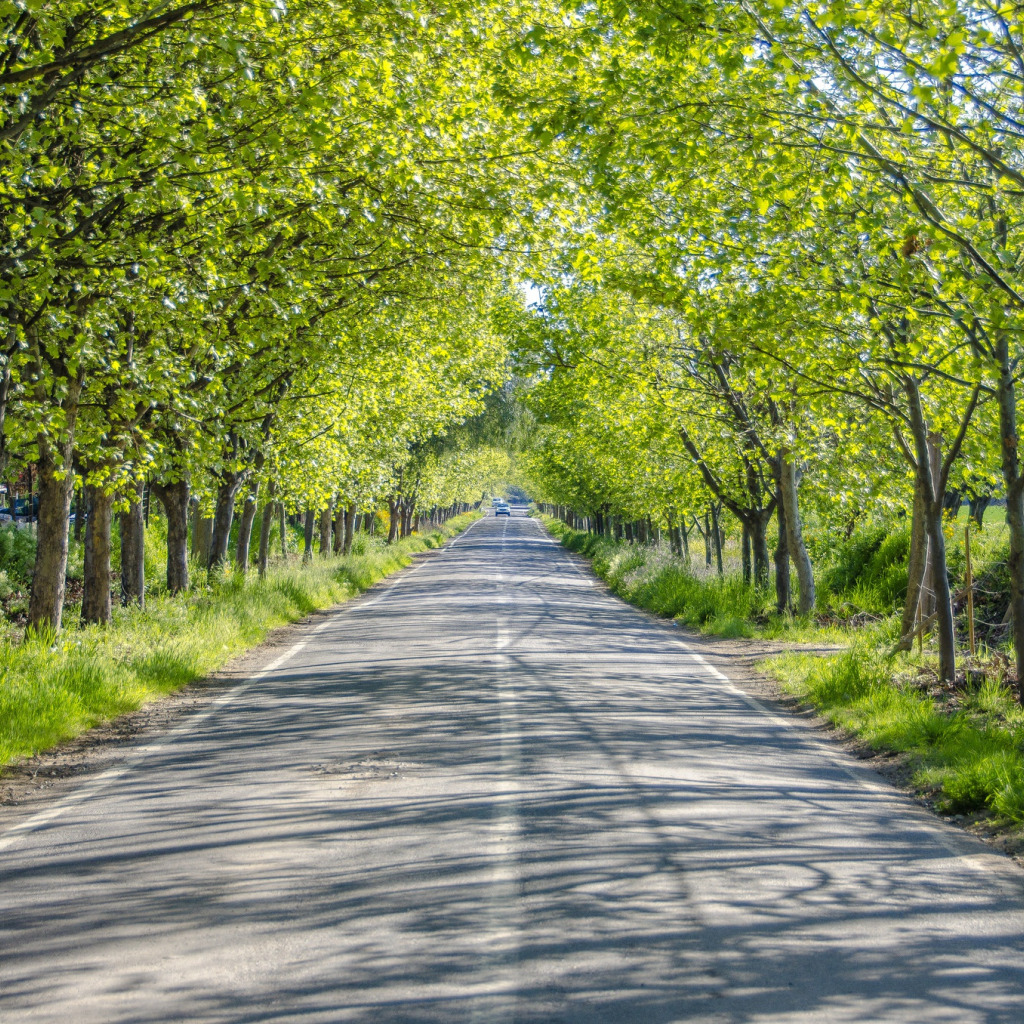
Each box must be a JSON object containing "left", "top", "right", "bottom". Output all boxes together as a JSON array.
[{"left": 0, "top": 513, "right": 480, "bottom": 768}]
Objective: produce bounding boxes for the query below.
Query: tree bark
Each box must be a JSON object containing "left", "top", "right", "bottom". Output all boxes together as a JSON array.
[
  {"left": 152, "top": 478, "right": 190, "bottom": 594},
  {"left": 81, "top": 482, "right": 113, "bottom": 625},
  {"left": 73, "top": 483, "right": 85, "bottom": 542},
  {"left": 235, "top": 481, "right": 260, "bottom": 572},
  {"left": 750, "top": 514, "right": 771, "bottom": 590},
  {"left": 899, "top": 474, "right": 930, "bottom": 648},
  {"left": 343, "top": 504, "right": 356, "bottom": 555},
  {"left": 996, "top": 329, "right": 1024, "bottom": 699},
  {"left": 208, "top": 474, "right": 244, "bottom": 571},
  {"left": 119, "top": 478, "right": 145, "bottom": 609},
  {"left": 257, "top": 481, "right": 277, "bottom": 578},
  {"left": 278, "top": 502, "right": 288, "bottom": 559},
  {"left": 333, "top": 503, "right": 345, "bottom": 554},
  {"left": 319, "top": 501, "right": 333, "bottom": 557},
  {"left": 906, "top": 378, "right": 956, "bottom": 681},
  {"left": 774, "top": 470, "right": 791, "bottom": 614},
  {"left": 741, "top": 523, "right": 751, "bottom": 584},
  {"left": 780, "top": 456, "right": 816, "bottom": 613},
  {"left": 27, "top": 366, "right": 84, "bottom": 632}
]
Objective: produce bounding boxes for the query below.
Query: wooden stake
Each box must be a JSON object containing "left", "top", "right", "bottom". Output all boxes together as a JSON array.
[{"left": 965, "top": 525, "right": 976, "bottom": 658}]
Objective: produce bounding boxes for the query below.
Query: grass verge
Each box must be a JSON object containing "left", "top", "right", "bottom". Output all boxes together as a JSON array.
[
  {"left": 541, "top": 514, "right": 1024, "bottom": 826},
  {"left": 0, "top": 513, "right": 480, "bottom": 769},
  {"left": 540, "top": 515, "right": 852, "bottom": 643},
  {"left": 766, "top": 645, "right": 1024, "bottom": 823}
]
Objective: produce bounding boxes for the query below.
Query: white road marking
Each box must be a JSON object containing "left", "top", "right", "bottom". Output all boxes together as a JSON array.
[
  {"left": 0, "top": 521, "right": 480, "bottom": 851},
  {"left": 534, "top": 515, "right": 1015, "bottom": 887}
]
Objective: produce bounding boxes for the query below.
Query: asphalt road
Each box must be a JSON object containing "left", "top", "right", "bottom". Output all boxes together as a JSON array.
[{"left": 2, "top": 513, "right": 1024, "bottom": 1023}]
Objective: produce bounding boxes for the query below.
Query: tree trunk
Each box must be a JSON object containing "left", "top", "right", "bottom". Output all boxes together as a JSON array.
[
  {"left": 26, "top": 350, "right": 84, "bottom": 632},
  {"left": 997, "top": 330, "right": 1024, "bottom": 700},
  {"left": 119, "top": 478, "right": 145, "bottom": 609},
  {"left": 278, "top": 502, "right": 288, "bottom": 559},
  {"left": 235, "top": 481, "right": 260, "bottom": 572},
  {"left": 333, "top": 503, "right": 345, "bottom": 554},
  {"left": 969, "top": 494, "right": 990, "bottom": 528},
  {"left": 28, "top": 432, "right": 79, "bottom": 632},
  {"left": 750, "top": 514, "right": 771, "bottom": 590},
  {"left": 73, "top": 483, "right": 84, "bottom": 542},
  {"left": 257, "top": 482, "right": 277, "bottom": 578},
  {"left": 303, "top": 507, "right": 315, "bottom": 563},
  {"left": 387, "top": 497, "right": 400, "bottom": 543},
  {"left": 780, "top": 456, "right": 816, "bottom": 613},
  {"left": 152, "top": 478, "right": 190, "bottom": 594},
  {"left": 899, "top": 474, "right": 930, "bottom": 648},
  {"left": 319, "top": 502, "right": 333, "bottom": 557},
  {"left": 208, "top": 475, "right": 244, "bottom": 571},
  {"left": 741, "top": 523, "right": 751, "bottom": 584},
  {"left": 774, "top": 476, "right": 790, "bottom": 613},
  {"left": 906, "top": 379, "right": 956, "bottom": 681},
  {"left": 710, "top": 505, "right": 724, "bottom": 574},
  {"left": 343, "top": 505, "right": 356, "bottom": 555},
  {"left": 81, "top": 482, "right": 113, "bottom": 625}
]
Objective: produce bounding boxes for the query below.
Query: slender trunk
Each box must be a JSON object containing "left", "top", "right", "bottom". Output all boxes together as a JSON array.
[
  {"left": 235, "top": 481, "right": 260, "bottom": 572},
  {"left": 899, "top": 474, "right": 930, "bottom": 648},
  {"left": 278, "top": 502, "right": 288, "bottom": 559},
  {"left": 996, "top": 330, "right": 1024, "bottom": 699},
  {"left": 906, "top": 378, "right": 956, "bottom": 681},
  {"left": 774, "top": 472, "right": 790, "bottom": 614},
  {"left": 119, "top": 478, "right": 145, "bottom": 609},
  {"left": 711, "top": 505, "right": 724, "bottom": 574},
  {"left": 780, "top": 456, "right": 816, "bottom": 614},
  {"left": 257, "top": 481, "right": 277, "bottom": 578},
  {"left": 303, "top": 508, "right": 315, "bottom": 563},
  {"left": 750, "top": 515, "right": 771, "bottom": 590},
  {"left": 333, "top": 503, "right": 345, "bottom": 554},
  {"left": 387, "top": 497, "right": 400, "bottom": 543},
  {"left": 81, "top": 482, "right": 113, "bottom": 625},
  {"left": 152, "top": 478, "right": 190, "bottom": 594},
  {"left": 343, "top": 504, "right": 356, "bottom": 555}
]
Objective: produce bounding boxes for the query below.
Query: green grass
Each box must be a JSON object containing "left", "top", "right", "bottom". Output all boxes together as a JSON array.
[
  {"left": 542, "top": 515, "right": 852, "bottom": 643},
  {"left": 766, "top": 645, "right": 1024, "bottom": 822},
  {"left": 0, "top": 513, "right": 480, "bottom": 769}
]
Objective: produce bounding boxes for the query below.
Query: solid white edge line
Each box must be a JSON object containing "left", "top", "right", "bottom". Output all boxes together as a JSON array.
[
  {"left": 535, "top": 514, "right": 1015, "bottom": 884},
  {"left": 0, "top": 517, "right": 484, "bottom": 851}
]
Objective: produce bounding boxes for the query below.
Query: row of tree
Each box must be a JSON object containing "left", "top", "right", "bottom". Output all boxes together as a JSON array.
[
  {"left": 504, "top": 0, "right": 1023, "bottom": 690},
  {"left": 0, "top": 2, "right": 532, "bottom": 632}
]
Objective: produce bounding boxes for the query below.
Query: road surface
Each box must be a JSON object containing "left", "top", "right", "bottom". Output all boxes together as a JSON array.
[{"left": 2, "top": 513, "right": 1023, "bottom": 1022}]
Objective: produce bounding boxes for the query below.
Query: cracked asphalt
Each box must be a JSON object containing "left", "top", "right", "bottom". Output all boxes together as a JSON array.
[{"left": 2, "top": 512, "right": 1023, "bottom": 1023}]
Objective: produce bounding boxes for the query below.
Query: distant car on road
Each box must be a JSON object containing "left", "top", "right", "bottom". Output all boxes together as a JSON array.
[{"left": 495, "top": 502, "right": 511, "bottom": 516}]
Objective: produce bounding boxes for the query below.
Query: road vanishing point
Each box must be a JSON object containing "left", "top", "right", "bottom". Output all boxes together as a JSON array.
[{"left": 2, "top": 513, "right": 1024, "bottom": 1023}]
